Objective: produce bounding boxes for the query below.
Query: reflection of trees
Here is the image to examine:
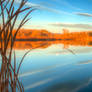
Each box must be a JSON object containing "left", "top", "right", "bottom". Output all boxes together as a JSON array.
[
  {"left": 0, "top": 0, "right": 34, "bottom": 92},
  {"left": 8, "top": 38, "right": 92, "bottom": 50},
  {"left": 8, "top": 29, "right": 92, "bottom": 50}
]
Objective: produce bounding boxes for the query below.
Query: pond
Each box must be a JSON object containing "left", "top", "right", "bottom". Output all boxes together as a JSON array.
[{"left": 13, "top": 41, "right": 92, "bottom": 92}]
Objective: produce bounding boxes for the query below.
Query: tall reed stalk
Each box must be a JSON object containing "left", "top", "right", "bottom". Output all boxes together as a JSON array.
[{"left": 0, "top": 0, "right": 34, "bottom": 91}]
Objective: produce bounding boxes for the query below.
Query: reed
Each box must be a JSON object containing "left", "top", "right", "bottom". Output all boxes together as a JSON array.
[{"left": 0, "top": 0, "right": 35, "bottom": 92}]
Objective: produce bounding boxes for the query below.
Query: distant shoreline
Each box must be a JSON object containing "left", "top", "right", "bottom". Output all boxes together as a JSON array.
[{"left": 15, "top": 39, "right": 73, "bottom": 41}]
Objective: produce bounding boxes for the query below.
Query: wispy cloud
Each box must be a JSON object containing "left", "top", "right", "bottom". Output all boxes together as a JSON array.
[
  {"left": 15, "top": 0, "right": 71, "bottom": 15},
  {"left": 50, "top": 23, "right": 92, "bottom": 29},
  {"left": 51, "top": 0, "right": 82, "bottom": 11},
  {"left": 75, "top": 12, "right": 92, "bottom": 17}
]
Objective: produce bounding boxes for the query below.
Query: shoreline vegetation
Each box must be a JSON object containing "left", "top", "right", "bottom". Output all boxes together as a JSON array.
[
  {"left": 8, "top": 29, "right": 92, "bottom": 49},
  {"left": 0, "top": 0, "right": 34, "bottom": 92},
  {"left": 13, "top": 29, "right": 92, "bottom": 41},
  {"left": 1, "top": 29, "right": 92, "bottom": 50},
  {"left": 15, "top": 39, "right": 72, "bottom": 41}
]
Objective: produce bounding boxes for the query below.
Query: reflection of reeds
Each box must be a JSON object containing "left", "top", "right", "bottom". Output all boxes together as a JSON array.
[{"left": 0, "top": 0, "right": 34, "bottom": 91}]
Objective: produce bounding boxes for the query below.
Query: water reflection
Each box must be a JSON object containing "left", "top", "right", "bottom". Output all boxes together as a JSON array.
[
  {"left": 13, "top": 39, "right": 92, "bottom": 50},
  {"left": 1, "top": 39, "right": 92, "bottom": 92},
  {"left": 11, "top": 40, "right": 92, "bottom": 92}
]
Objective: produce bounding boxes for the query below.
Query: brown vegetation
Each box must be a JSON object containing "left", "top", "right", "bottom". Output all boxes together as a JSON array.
[
  {"left": 0, "top": 0, "right": 34, "bottom": 92},
  {"left": 12, "top": 29, "right": 92, "bottom": 40},
  {"left": 9, "top": 29, "right": 92, "bottom": 50}
]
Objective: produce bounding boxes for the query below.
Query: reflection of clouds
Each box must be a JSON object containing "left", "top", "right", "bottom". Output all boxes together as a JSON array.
[
  {"left": 48, "top": 50, "right": 75, "bottom": 55},
  {"left": 74, "top": 78, "right": 92, "bottom": 92},
  {"left": 25, "top": 78, "right": 53, "bottom": 90},
  {"left": 76, "top": 60, "right": 92, "bottom": 65},
  {"left": 49, "top": 47, "right": 92, "bottom": 55},
  {"left": 42, "top": 77, "right": 92, "bottom": 92},
  {"left": 24, "top": 67, "right": 84, "bottom": 91},
  {"left": 72, "top": 47, "right": 92, "bottom": 54},
  {"left": 48, "top": 50, "right": 69, "bottom": 55},
  {"left": 25, "top": 77, "right": 92, "bottom": 92},
  {"left": 48, "top": 49, "right": 76, "bottom": 55},
  {"left": 41, "top": 66, "right": 92, "bottom": 92},
  {"left": 19, "top": 63, "right": 70, "bottom": 78}
]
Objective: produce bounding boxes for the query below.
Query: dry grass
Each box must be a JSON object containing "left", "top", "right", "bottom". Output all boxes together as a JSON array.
[{"left": 0, "top": 0, "right": 35, "bottom": 92}]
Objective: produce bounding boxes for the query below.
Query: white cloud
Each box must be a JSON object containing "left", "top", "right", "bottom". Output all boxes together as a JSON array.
[
  {"left": 15, "top": 0, "right": 71, "bottom": 15},
  {"left": 50, "top": 23, "right": 92, "bottom": 29},
  {"left": 75, "top": 12, "right": 92, "bottom": 17}
]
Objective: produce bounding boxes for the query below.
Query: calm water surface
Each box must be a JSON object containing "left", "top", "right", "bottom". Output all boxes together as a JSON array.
[{"left": 14, "top": 44, "right": 92, "bottom": 92}]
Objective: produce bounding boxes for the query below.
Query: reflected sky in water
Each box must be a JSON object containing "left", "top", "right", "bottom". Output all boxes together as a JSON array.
[{"left": 12, "top": 44, "right": 92, "bottom": 92}]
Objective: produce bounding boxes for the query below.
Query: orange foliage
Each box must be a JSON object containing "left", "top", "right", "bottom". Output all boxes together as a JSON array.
[
  {"left": 14, "top": 29, "right": 92, "bottom": 41},
  {"left": 1, "top": 29, "right": 92, "bottom": 50}
]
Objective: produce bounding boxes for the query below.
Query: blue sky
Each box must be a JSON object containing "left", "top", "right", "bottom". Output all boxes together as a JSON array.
[
  {"left": 15, "top": 0, "right": 92, "bottom": 33},
  {"left": 28, "top": 0, "right": 92, "bottom": 22}
]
